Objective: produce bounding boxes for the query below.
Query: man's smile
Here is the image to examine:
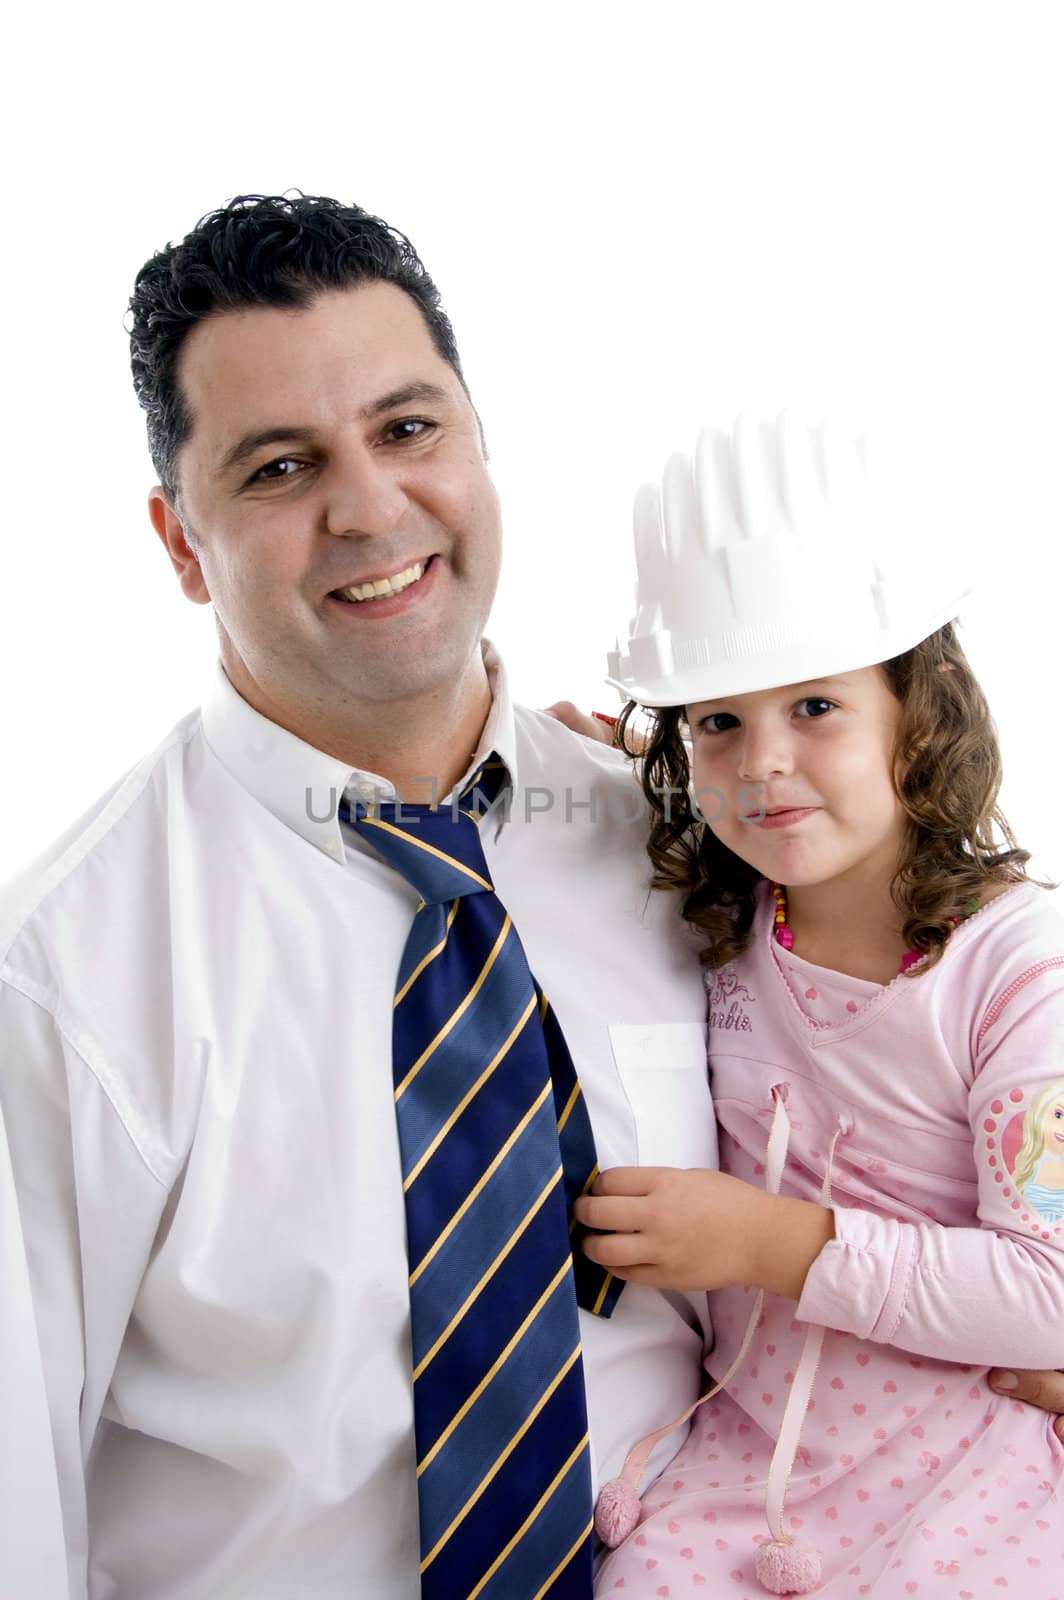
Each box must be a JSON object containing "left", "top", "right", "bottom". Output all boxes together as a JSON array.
[
  {"left": 331, "top": 557, "right": 429, "bottom": 603},
  {"left": 324, "top": 554, "right": 439, "bottom": 618}
]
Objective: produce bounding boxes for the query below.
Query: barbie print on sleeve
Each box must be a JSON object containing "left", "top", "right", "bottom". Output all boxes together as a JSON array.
[{"left": 1009, "top": 1080, "right": 1064, "bottom": 1223}]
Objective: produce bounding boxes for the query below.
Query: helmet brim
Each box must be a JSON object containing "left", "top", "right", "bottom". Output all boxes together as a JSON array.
[{"left": 607, "top": 592, "right": 974, "bottom": 709}]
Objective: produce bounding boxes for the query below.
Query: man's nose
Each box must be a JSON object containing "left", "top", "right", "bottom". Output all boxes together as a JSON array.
[{"left": 323, "top": 447, "right": 409, "bottom": 539}]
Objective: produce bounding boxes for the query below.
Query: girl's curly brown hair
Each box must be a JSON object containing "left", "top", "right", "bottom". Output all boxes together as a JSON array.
[{"left": 616, "top": 623, "right": 1040, "bottom": 974}]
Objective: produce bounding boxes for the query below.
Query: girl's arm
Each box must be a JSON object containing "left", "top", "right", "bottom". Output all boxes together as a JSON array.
[
  {"left": 576, "top": 1163, "right": 834, "bottom": 1300},
  {"left": 793, "top": 957, "right": 1064, "bottom": 1370},
  {"left": 581, "top": 958, "right": 1064, "bottom": 1370}
]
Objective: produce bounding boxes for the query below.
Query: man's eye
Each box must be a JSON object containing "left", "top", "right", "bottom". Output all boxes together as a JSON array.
[
  {"left": 796, "top": 698, "right": 836, "bottom": 719},
  {"left": 384, "top": 418, "right": 433, "bottom": 443},
  {"left": 250, "top": 458, "right": 304, "bottom": 483}
]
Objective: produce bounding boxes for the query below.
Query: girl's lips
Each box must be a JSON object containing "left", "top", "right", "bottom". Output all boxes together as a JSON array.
[{"left": 748, "top": 806, "right": 819, "bottom": 830}]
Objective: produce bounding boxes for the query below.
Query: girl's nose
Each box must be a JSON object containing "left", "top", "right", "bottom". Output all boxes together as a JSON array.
[{"left": 737, "top": 728, "right": 793, "bottom": 782}]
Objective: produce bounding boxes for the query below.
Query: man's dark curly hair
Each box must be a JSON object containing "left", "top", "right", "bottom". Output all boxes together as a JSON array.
[{"left": 128, "top": 193, "right": 466, "bottom": 500}]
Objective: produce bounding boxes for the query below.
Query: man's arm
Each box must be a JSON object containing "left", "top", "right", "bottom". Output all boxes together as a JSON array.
[
  {"left": 0, "top": 1100, "right": 69, "bottom": 1594},
  {"left": 0, "top": 977, "right": 168, "bottom": 1595},
  {"left": 988, "top": 1368, "right": 1064, "bottom": 1440}
]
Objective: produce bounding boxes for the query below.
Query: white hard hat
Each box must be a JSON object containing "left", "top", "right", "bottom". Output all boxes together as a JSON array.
[{"left": 606, "top": 412, "right": 975, "bottom": 708}]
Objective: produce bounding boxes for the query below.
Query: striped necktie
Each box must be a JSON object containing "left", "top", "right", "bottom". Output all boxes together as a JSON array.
[{"left": 340, "top": 754, "right": 621, "bottom": 1600}]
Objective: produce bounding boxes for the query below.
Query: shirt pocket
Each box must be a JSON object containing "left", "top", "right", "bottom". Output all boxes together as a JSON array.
[{"left": 608, "top": 1022, "right": 717, "bottom": 1170}]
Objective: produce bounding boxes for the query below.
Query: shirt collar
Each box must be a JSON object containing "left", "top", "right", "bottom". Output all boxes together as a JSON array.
[{"left": 199, "top": 640, "right": 518, "bottom": 863}]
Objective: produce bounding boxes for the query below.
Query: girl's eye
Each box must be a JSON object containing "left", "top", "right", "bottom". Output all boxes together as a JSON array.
[
  {"left": 796, "top": 698, "right": 836, "bottom": 719},
  {"left": 700, "top": 712, "right": 739, "bottom": 734}
]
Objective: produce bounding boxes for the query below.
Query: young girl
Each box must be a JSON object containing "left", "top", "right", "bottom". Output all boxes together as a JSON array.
[{"left": 578, "top": 415, "right": 1064, "bottom": 1596}]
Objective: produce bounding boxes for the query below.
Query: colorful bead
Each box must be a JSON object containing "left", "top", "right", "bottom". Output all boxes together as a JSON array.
[
  {"left": 768, "top": 882, "right": 979, "bottom": 975},
  {"left": 770, "top": 883, "right": 793, "bottom": 951}
]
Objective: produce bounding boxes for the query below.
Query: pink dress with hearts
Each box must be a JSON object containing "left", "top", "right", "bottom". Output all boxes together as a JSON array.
[{"left": 596, "top": 882, "right": 1064, "bottom": 1598}]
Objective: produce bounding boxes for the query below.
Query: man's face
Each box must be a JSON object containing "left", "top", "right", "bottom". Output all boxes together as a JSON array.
[{"left": 150, "top": 282, "right": 502, "bottom": 745}]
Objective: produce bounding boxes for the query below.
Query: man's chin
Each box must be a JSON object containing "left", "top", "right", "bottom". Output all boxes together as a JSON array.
[{"left": 322, "top": 639, "right": 490, "bottom": 709}]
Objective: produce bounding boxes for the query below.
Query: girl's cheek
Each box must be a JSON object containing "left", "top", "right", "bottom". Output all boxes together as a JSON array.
[{"left": 690, "top": 749, "right": 716, "bottom": 792}]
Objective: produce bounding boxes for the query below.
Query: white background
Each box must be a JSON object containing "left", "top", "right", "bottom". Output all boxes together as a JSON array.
[{"left": 2, "top": 2, "right": 1061, "bottom": 897}]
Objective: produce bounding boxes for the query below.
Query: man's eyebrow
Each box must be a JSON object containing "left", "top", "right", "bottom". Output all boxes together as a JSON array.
[
  {"left": 216, "top": 382, "right": 455, "bottom": 479},
  {"left": 360, "top": 380, "right": 452, "bottom": 421},
  {"left": 218, "top": 427, "right": 317, "bottom": 478}
]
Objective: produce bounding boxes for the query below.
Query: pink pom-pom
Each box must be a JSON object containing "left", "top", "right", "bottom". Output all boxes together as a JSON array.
[
  {"left": 754, "top": 1537, "right": 823, "bottom": 1595},
  {"left": 594, "top": 1477, "right": 642, "bottom": 1547}
]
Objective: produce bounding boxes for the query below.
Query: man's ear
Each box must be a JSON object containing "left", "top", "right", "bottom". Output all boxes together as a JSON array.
[{"left": 148, "top": 487, "right": 211, "bottom": 605}]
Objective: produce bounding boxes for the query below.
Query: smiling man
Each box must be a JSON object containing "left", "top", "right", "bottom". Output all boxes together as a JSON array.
[
  {"left": 0, "top": 195, "right": 716, "bottom": 1598},
  {"left": 3, "top": 195, "right": 1058, "bottom": 1600},
  {"left": 150, "top": 281, "right": 502, "bottom": 795}
]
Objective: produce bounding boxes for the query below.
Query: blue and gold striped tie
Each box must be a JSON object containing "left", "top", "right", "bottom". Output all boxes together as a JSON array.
[{"left": 340, "top": 755, "right": 621, "bottom": 1599}]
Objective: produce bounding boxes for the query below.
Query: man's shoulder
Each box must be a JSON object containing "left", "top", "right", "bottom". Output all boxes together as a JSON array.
[
  {"left": 0, "top": 708, "right": 203, "bottom": 963},
  {"left": 508, "top": 702, "right": 655, "bottom": 842},
  {"left": 511, "top": 702, "right": 637, "bottom": 787}
]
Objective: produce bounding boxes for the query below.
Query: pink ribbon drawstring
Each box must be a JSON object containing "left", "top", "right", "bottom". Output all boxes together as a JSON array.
[
  {"left": 594, "top": 1087, "right": 793, "bottom": 1546},
  {"left": 754, "top": 1110, "right": 850, "bottom": 1594},
  {"left": 595, "top": 1094, "right": 852, "bottom": 1599}
]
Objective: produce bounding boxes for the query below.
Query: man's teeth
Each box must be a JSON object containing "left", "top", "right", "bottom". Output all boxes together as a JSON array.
[{"left": 335, "top": 562, "right": 425, "bottom": 603}]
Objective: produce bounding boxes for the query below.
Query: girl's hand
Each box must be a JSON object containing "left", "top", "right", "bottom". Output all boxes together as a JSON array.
[
  {"left": 576, "top": 1166, "right": 835, "bottom": 1300},
  {"left": 542, "top": 702, "right": 651, "bottom": 756},
  {"left": 543, "top": 702, "right": 615, "bottom": 744}
]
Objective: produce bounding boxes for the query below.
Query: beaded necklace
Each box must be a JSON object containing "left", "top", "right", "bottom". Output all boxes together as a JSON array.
[{"left": 769, "top": 881, "right": 981, "bottom": 976}]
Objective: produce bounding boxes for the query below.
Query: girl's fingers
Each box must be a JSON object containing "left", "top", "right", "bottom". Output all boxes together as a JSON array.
[
  {"left": 595, "top": 1263, "right": 670, "bottom": 1287},
  {"left": 541, "top": 702, "right": 613, "bottom": 744},
  {"left": 581, "top": 1229, "right": 656, "bottom": 1269},
  {"left": 574, "top": 1194, "right": 647, "bottom": 1231},
  {"left": 591, "top": 1167, "right": 661, "bottom": 1196}
]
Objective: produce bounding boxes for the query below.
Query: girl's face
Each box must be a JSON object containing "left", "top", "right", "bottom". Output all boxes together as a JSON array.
[
  {"left": 686, "top": 666, "right": 905, "bottom": 892},
  {"left": 1041, "top": 1098, "right": 1064, "bottom": 1154}
]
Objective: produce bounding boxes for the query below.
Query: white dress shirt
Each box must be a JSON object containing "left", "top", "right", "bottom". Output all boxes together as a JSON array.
[{"left": 0, "top": 645, "right": 714, "bottom": 1599}]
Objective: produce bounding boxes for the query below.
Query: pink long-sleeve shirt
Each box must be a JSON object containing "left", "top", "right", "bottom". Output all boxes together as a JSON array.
[
  {"left": 738, "top": 881, "right": 1064, "bottom": 1369},
  {"left": 596, "top": 880, "right": 1064, "bottom": 1597}
]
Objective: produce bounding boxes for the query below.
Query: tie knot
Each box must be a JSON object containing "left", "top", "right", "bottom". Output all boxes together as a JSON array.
[{"left": 340, "top": 755, "right": 509, "bottom": 904}]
